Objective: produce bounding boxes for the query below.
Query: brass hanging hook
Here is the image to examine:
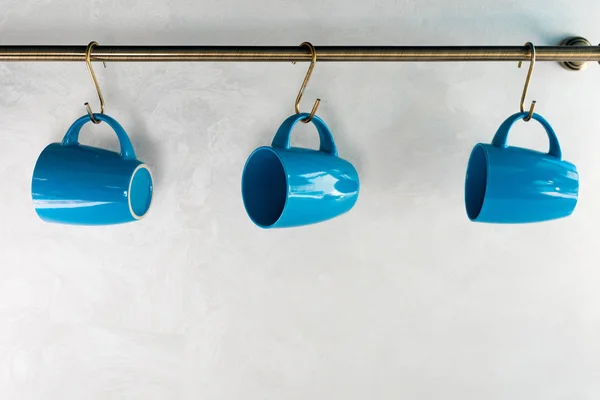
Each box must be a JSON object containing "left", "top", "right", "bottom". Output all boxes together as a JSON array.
[
  {"left": 294, "top": 42, "right": 321, "bottom": 123},
  {"left": 84, "top": 41, "right": 107, "bottom": 124},
  {"left": 518, "top": 42, "right": 536, "bottom": 122}
]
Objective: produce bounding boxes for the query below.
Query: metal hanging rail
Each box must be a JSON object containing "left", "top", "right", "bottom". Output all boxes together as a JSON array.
[{"left": 0, "top": 43, "right": 599, "bottom": 63}]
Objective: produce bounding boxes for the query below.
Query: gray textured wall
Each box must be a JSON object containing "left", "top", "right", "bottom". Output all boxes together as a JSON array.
[{"left": 1, "top": 0, "right": 600, "bottom": 398}]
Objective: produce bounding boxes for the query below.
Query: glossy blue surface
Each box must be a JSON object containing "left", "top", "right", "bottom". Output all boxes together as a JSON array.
[
  {"left": 32, "top": 114, "right": 154, "bottom": 225},
  {"left": 242, "top": 113, "right": 360, "bottom": 228},
  {"left": 465, "top": 112, "right": 579, "bottom": 223}
]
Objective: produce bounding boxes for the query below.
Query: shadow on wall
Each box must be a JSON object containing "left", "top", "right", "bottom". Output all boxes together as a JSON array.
[
  {"left": 124, "top": 114, "right": 164, "bottom": 187},
  {"left": 76, "top": 60, "right": 166, "bottom": 186}
]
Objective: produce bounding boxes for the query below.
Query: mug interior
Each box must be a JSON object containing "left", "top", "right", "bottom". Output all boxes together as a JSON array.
[
  {"left": 242, "top": 148, "right": 287, "bottom": 228},
  {"left": 465, "top": 145, "right": 488, "bottom": 221},
  {"left": 129, "top": 165, "right": 154, "bottom": 219}
]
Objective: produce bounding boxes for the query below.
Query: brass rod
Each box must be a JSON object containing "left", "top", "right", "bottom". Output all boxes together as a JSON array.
[{"left": 0, "top": 45, "right": 599, "bottom": 62}]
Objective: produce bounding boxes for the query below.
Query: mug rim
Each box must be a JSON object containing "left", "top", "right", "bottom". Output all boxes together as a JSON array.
[
  {"left": 241, "top": 146, "right": 289, "bottom": 228},
  {"left": 128, "top": 164, "right": 154, "bottom": 220},
  {"left": 465, "top": 143, "right": 489, "bottom": 221}
]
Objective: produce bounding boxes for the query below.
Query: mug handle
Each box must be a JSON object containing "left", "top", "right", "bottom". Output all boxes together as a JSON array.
[
  {"left": 491, "top": 112, "right": 562, "bottom": 160},
  {"left": 271, "top": 113, "right": 338, "bottom": 156},
  {"left": 61, "top": 114, "right": 137, "bottom": 160}
]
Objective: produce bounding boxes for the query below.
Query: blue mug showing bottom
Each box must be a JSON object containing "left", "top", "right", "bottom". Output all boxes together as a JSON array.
[
  {"left": 242, "top": 113, "right": 360, "bottom": 228},
  {"left": 465, "top": 112, "right": 579, "bottom": 223},
  {"left": 32, "top": 114, "right": 154, "bottom": 225}
]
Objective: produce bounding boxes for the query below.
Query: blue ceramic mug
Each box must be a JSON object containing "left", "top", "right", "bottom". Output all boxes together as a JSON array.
[
  {"left": 32, "top": 114, "right": 154, "bottom": 225},
  {"left": 465, "top": 112, "right": 579, "bottom": 223},
  {"left": 242, "top": 113, "right": 360, "bottom": 228}
]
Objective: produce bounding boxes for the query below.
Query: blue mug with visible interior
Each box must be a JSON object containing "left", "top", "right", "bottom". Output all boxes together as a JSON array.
[
  {"left": 465, "top": 112, "right": 579, "bottom": 223},
  {"left": 32, "top": 114, "right": 154, "bottom": 225},
  {"left": 242, "top": 113, "right": 360, "bottom": 228}
]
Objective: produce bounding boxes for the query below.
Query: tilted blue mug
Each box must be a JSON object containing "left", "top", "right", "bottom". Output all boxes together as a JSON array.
[
  {"left": 242, "top": 113, "right": 360, "bottom": 228},
  {"left": 465, "top": 112, "right": 579, "bottom": 223},
  {"left": 32, "top": 114, "right": 154, "bottom": 225}
]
